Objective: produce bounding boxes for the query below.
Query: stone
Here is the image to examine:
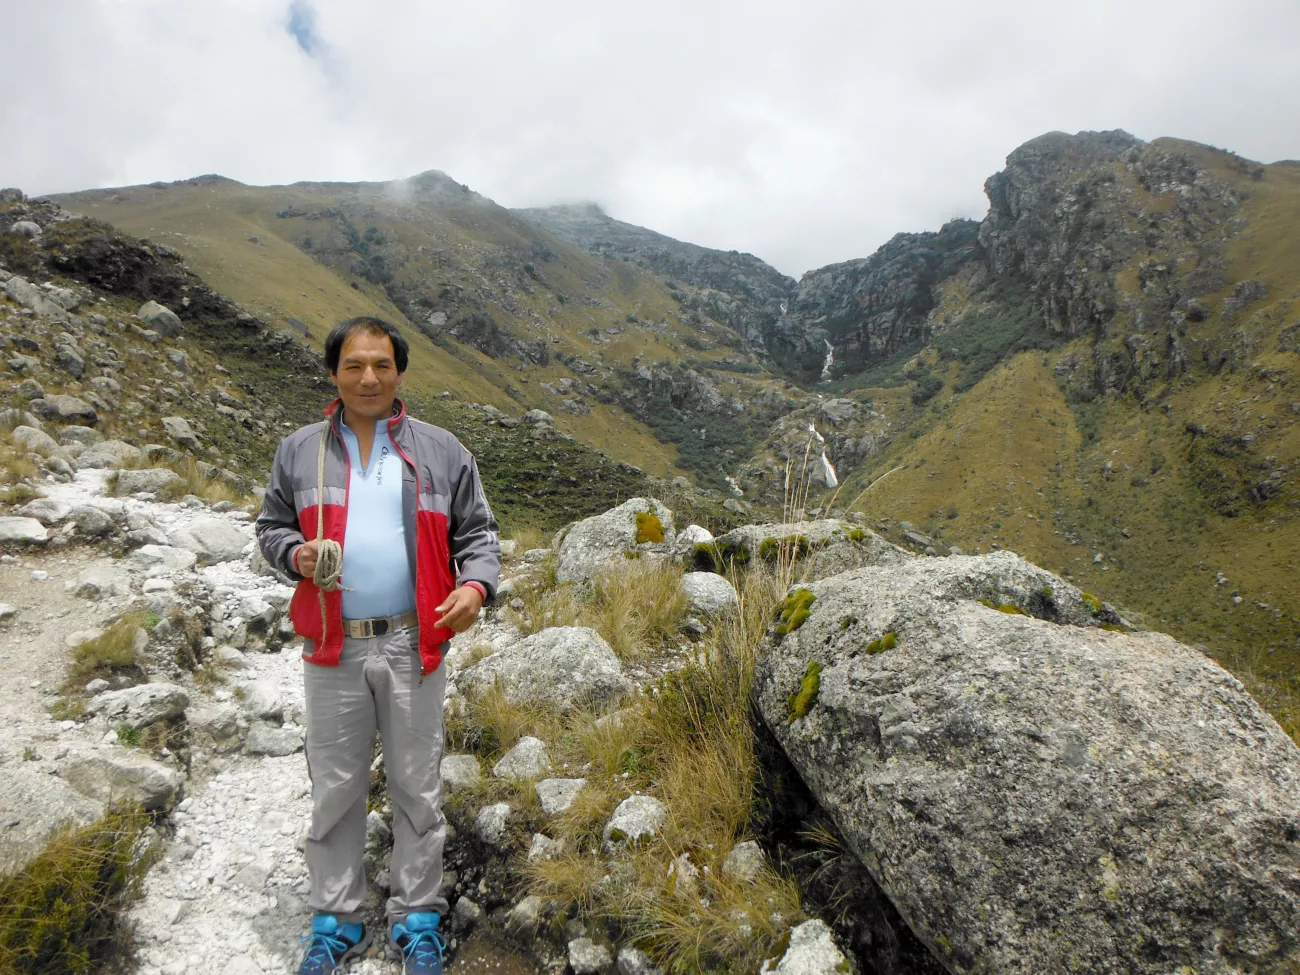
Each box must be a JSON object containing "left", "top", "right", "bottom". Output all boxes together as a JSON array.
[
  {"left": 458, "top": 626, "right": 630, "bottom": 714},
  {"left": 127, "top": 544, "right": 198, "bottom": 574},
  {"left": 9, "top": 220, "right": 41, "bottom": 238},
  {"left": 506, "top": 895, "right": 544, "bottom": 935},
  {"left": 720, "top": 839, "right": 765, "bottom": 883},
  {"left": 29, "top": 394, "right": 97, "bottom": 425},
  {"left": 681, "top": 572, "right": 738, "bottom": 617},
  {"left": 759, "top": 920, "right": 847, "bottom": 974},
  {"left": 89, "top": 681, "right": 188, "bottom": 729},
  {"left": 708, "top": 519, "right": 909, "bottom": 582},
  {"left": 16, "top": 497, "right": 72, "bottom": 525},
  {"left": 213, "top": 644, "right": 251, "bottom": 670},
  {"left": 2, "top": 274, "right": 67, "bottom": 320},
  {"left": 74, "top": 565, "right": 134, "bottom": 600},
  {"left": 0, "top": 407, "right": 42, "bottom": 427},
  {"left": 60, "top": 749, "right": 180, "bottom": 811},
  {"left": 236, "top": 680, "right": 283, "bottom": 721},
  {"left": 753, "top": 551, "right": 1300, "bottom": 975},
  {"left": 672, "top": 523, "right": 714, "bottom": 561},
  {"left": 244, "top": 722, "right": 303, "bottom": 756},
  {"left": 0, "top": 517, "right": 49, "bottom": 545},
  {"left": 440, "top": 754, "right": 482, "bottom": 794},
  {"left": 602, "top": 795, "right": 667, "bottom": 853},
  {"left": 55, "top": 345, "right": 85, "bottom": 378},
  {"left": 161, "top": 416, "right": 199, "bottom": 449},
  {"left": 114, "top": 468, "right": 184, "bottom": 494},
  {"left": 568, "top": 938, "right": 613, "bottom": 975},
  {"left": 535, "top": 777, "right": 586, "bottom": 815},
  {"left": 191, "top": 704, "right": 240, "bottom": 742},
  {"left": 10, "top": 425, "right": 59, "bottom": 455},
  {"left": 450, "top": 896, "right": 483, "bottom": 934},
  {"left": 58, "top": 425, "right": 103, "bottom": 446},
  {"left": 84, "top": 678, "right": 109, "bottom": 694},
  {"left": 0, "top": 765, "right": 104, "bottom": 876},
  {"left": 0, "top": 603, "right": 15, "bottom": 621},
  {"left": 492, "top": 736, "right": 550, "bottom": 782},
  {"left": 617, "top": 947, "right": 663, "bottom": 975},
  {"left": 13, "top": 381, "right": 43, "bottom": 401},
  {"left": 556, "top": 497, "right": 676, "bottom": 585},
  {"left": 475, "top": 802, "right": 512, "bottom": 847},
  {"left": 71, "top": 505, "right": 116, "bottom": 536},
  {"left": 167, "top": 516, "right": 247, "bottom": 564},
  {"left": 527, "top": 832, "right": 564, "bottom": 863},
  {"left": 6, "top": 354, "right": 40, "bottom": 375},
  {"left": 78, "top": 440, "right": 145, "bottom": 469},
  {"left": 138, "top": 300, "right": 183, "bottom": 337},
  {"left": 523, "top": 409, "right": 553, "bottom": 424}
]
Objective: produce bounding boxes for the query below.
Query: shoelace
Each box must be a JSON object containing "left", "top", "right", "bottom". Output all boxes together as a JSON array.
[
  {"left": 299, "top": 929, "right": 352, "bottom": 973},
  {"left": 398, "top": 927, "right": 445, "bottom": 973}
]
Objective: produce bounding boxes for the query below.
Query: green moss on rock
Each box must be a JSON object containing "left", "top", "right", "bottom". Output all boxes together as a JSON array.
[
  {"left": 635, "top": 511, "right": 664, "bottom": 544},
  {"left": 1080, "top": 592, "right": 1102, "bottom": 614},
  {"left": 980, "top": 599, "right": 1027, "bottom": 615},
  {"left": 776, "top": 589, "right": 817, "bottom": 636},
  {"left": 865, "top": 631, "right": 898, "bottom": 655},
  {"left": 759, "top": 534, "right": 812, "bottom": 562},
  {"left": 787, "top": 660, "right": 824, "bottom": 723}
]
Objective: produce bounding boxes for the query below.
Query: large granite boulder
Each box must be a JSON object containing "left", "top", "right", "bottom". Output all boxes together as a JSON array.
[
  {"left": 0, "top": 517, "right": 49, "bottom": 545},
  {"left": 703, "top": 519, "right": 909, "bottom": 582},
  {"left": 556, "top": 497, "right": 675, "bottom": 585},
  {"left": 59, "top": 749, "right": 180, "bottom": 810},
  {"left": 0, "top": 765, "right": 104, "bottom": 876},
  {"left": 753, "top": 551, "right": 1300, "bottom": 974},
  {"left": 114, "top": 468, "right": 183, "bottom": 495},
  {"left": 29, "top": 394, "right": 98, "bottom": 425},
  {"left": 167, "top": 517, "right": 249, "bottom": 564},
  {"left": 457, "top": 626, "right": 630, "bottom": 713},
  {"left": 137, "top": 300, "right": 183, "bottom": 337},
  {"left": 79, "top": 440, "right": 146, "bottom": 469},
  {"left": 88, "top": 681, "right": 189, "bottom": 730}
]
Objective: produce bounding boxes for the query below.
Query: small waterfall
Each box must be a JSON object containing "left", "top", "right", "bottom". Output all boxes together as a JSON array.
[{"left": 820, "top": 339, "right": 834, "bottom": 381}]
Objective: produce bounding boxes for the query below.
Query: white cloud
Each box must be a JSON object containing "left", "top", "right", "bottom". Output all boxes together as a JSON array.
[{"left": 1, "top": 0, "right": 1297, "bottom": 276}]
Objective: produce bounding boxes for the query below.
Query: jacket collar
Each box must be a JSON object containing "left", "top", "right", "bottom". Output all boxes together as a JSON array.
[{"left": 324, "top": 397, "right": 409, "bottom": 439}]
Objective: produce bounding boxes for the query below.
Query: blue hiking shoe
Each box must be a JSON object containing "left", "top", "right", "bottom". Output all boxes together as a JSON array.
[
  {"left": 297, "top": 914, "right": 370, "bottom": 974},
  {"left": 391, "top": 912, "right": 446, "bottom": 975}
]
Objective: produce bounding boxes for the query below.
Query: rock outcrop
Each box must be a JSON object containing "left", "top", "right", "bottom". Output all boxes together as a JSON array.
[{"left": 754, "top": 552, "right": 1300, "bottom": 973}]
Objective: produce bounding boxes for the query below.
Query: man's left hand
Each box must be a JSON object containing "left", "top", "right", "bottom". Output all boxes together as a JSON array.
[{"left": 434, "top": 585, "right": 484, "bottom": 633}]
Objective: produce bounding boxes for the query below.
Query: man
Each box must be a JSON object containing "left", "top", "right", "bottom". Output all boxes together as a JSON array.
[{"left": 256, "top": 316, "right": 500, "bottom": 975}]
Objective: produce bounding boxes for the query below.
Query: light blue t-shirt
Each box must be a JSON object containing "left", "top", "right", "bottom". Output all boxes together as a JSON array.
[{"left": 338, "top": 420, "right": 416, "bottom": 620}]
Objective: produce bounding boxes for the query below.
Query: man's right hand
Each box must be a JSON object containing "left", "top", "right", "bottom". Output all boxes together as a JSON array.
[{"left": 294, "top": 540, "right": 320, "bottom": 579}]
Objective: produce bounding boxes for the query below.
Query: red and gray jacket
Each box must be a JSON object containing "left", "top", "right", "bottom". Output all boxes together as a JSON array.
[{"left": 255, "top": 398, "right": 500, "bottom": 675}]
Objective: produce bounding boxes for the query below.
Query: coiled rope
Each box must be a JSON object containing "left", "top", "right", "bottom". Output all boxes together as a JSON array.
[{"left": 313, "top": 421, "right": 348, "bottom": 644}]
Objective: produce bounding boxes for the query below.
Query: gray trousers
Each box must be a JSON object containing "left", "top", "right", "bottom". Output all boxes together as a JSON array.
[{"left": 302, "top": 626, "right": 448, "bottom": 924}]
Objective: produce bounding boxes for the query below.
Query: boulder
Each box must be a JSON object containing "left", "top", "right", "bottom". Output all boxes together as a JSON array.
[
  {"left": 556, "top": 497, "right": 676, "bottom": 585},
  {"left": 568, "top": 939, "right": 613, "bottom": 975},
  {"left": 60, "top": 749, "right": 180, "bottom": 811},
  {"left": 137, "top": 300, "right": 183, "bottom": 337},
  {"left": 10, "top": 424, "right": 58, "bottom": 455},
  {"left": 753, "top": 551, "right": 1300, "bottom": 974},
  {"left": 74, "top": 565, "right": 134, "bottom": 600},
  {"left": 457, "top": 626, "right": 630, "bottom": 713},
  {"left": 29, "top": 394, "right": 97, "bottom": 425},
  {"left": 2, "top": 274, "right": 67, "bottom": 320},
  {"left": 671, "top": 523, "right": 713, "bottom": 562},
  {"left": 88, "top": 681, "right": 188, "bottom": 730},
  {"left": 703, "top": 519, "right": 909, "bottom": 581},
  {"left": 161, "top": 415, "right": 199, "bottom": 449},
  {"left": 78, "top": 440, "right": 145, "bottom": 469},
  {"left": 0, "top": 407, "right": 42, "bottom": 429},
  {"left": 680, "top": 571, "right": 738, "bottom": 617},
  {"left": 236, "top": 679, "right": 283, "bottom": 722},
  {"left": 16, "top": 497, "right": 72, "bottom": 525},
  {"left": 245, "top": 722, "right": 303, "bottom": 756},
  {"left": 536, "top": 778, "right": 586, "bottom": 815},
  {"left": 0, "top": 517, "right": 49, "bottom": 545},
  {"left": 475, "top": 802, "right": 512, "bottom": 847},
  {"left": 616, "top": 947, "right": 663, "bottom": 975},
  {"left": 720, "top": 839, "right": 766, "bottom": 883},
  {"left": 59, "top": 425, "right": 103, "bottom": 446},
  {"left": 759, "top": 920, "right": 848, "bottom": 974},
  {"left": 71, "top": 505, "right": 116, "bottom": 536},
  {"left": 492, "top": 736, "right": 550, "bottom": 782},
  {"left": 127, "top": 543, "right": 198, "bottom": 575},
  {"left": 527, "top": 833, "right": 564, "bottom": 863},
  {"left": 602, "top": 794, "right": 666, "bottom": 853},
  {"left": 114, "top": 468, "right": 183, "bottom": 494},
  {"left": 440, "top": 754, "right": 482, "bottom": 795},
  {"left": 167, "top": 517, "right": 249, "bottom": 564},
  {"left": 0, "top": 765, "right": 104, "bottom": 876},
  {"left": 9, "top": 220, "right": 41, "bottom": 238}
]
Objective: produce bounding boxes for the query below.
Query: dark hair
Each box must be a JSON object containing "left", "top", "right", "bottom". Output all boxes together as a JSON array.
[{"left": 324, "top": 316, "right": 409, "bottom": 374}]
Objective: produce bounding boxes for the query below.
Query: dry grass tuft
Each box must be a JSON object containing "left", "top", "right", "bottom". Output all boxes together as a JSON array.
[
  {"left": 585, "top": 559, "right": 689, "bottom": 662},
  {"left": 506, "top": 524, "right": 549, "bottom": 555},
  {"left": 0, "top": 806, "right": 156, "bottom": 975},
  {"left": 448, "top": 680, "right": 564, "bottom": 761},
  {"left": 62, "top": 615, "right": 147, "bottom": 691}
]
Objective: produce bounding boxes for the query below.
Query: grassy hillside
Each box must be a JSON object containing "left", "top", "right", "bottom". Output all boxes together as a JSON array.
[{"left": 52, "top": 175, "right": 791, "bottom": 487}]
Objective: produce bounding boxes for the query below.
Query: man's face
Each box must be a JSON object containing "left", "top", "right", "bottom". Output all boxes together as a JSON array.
[{"left": 330, "top": 329, "right": 403, "bottom": 423}]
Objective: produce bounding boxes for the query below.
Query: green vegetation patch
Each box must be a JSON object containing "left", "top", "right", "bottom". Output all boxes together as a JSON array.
[
  {"left": 62, "top": 615, "right": 146, "bottom": 692},
  {"left": 758, "top": 534, "right": 812, "bottom": 562},
  {"left": 935, "top": 288, "right": 1056, "bottom": 391},
  {"left": 865, "top": 631, "right": 898, "bottom": 655},
  {"left": 0, "top": 807, "right": 156, "bottom": 975},
  {"left": 634, "top": 511, "right": 665, "bottom": 544},
  {"left": 1080, "top": 592, "right": 1102, "bottom": 615},
  {"left": 980, "top": 599, "right": 1027, "bottom": 616},
  {"left": 775, "top": 589, "right": 817, "bottom": 636},
  {"left": 787, "top": 660, "right": 824, "bottom": 723}
]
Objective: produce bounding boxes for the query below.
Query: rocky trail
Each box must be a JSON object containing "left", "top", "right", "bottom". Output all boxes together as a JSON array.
[{"left": 0, "top": 468, "right": 542, "bottom": 975}]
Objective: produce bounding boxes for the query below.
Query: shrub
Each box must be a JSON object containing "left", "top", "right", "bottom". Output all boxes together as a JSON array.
[
  {"left": 0, "top": 807, "right": 156, "bottom": 975},
  {"left": 62, "top": 615, "right": 146, "bottom": 691}
]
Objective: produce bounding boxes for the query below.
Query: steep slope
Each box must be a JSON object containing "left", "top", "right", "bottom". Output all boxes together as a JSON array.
[{"left": 52, "top": 174, "right": 795, "bottom": 490}]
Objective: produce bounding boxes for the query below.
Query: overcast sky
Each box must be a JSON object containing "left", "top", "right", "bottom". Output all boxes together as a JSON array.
[{"left": 3, "top": 0, "right": 1298, "bottom": 277}]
